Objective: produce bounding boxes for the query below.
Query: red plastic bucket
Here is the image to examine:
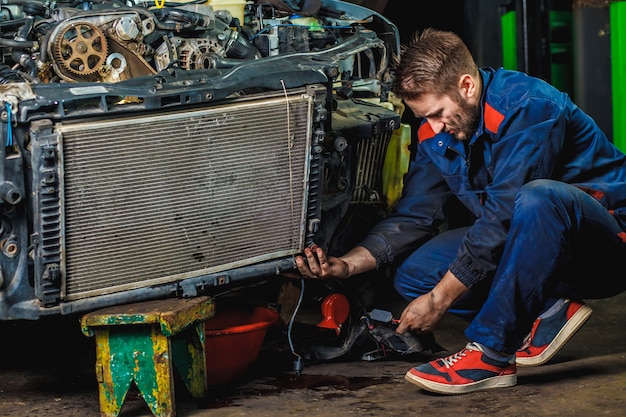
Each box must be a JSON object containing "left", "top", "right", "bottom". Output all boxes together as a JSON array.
[{"left": 204, "top": 306, "right": 279, "bottom": 385}]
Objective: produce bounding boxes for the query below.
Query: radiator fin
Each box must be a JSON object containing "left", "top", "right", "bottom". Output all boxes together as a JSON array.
[
  {"left": 352, "top": 131, "right": 392, "bottom": 203},
  {"left": 58, "top": 94, "right": 313, "bottom": 299}
]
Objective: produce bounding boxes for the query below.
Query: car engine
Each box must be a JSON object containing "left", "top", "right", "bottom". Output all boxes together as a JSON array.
[{"left": 2, "top": 0, "right": 397, "bottom": 84}]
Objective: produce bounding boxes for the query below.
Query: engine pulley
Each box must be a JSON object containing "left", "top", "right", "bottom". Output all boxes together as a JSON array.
[{"left": 52, "top": 22, "right": 108, "bottom": 76}]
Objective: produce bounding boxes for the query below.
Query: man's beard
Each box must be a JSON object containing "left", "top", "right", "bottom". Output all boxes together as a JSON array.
[{"left": 450, "top": 98, "right": 480, "bottom": 141}]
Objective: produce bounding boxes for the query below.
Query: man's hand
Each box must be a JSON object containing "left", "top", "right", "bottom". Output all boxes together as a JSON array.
[
  {"left": 294, "top": 244, "right": 350, "bottom": 280},
  {"left": 396, "top": 270, "right": 469, "bottom": 334},
  {"left": 289, "top": 244, "right": 377, "bottom": 280},
  {"left": 396, "top": 293, "right": 446, "bottom": 334}
]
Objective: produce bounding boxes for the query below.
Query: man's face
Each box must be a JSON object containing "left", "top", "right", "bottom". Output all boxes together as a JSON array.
[{"left": 404, "top": 92, "right": 480, "bottom": 141}]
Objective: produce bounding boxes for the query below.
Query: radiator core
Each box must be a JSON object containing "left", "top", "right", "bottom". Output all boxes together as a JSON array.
[{"left": 52, "top": 92, "right": 314, "bottom": 300}]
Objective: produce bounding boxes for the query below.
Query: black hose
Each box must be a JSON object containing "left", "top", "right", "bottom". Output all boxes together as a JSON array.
[
  {"left": 0, "top": 0, "right": 35, "bottom": 5},
  {"left": 259, "top": 0, "right": 321, "bottom": 16},
  {"left": 0, "top": 64, "right": 24, "bottom": 83},
  {"left": 0, "top": 37, "right": 34, "bottom": 48},
  {"left": 151, "top": 7, "right": 210, "bottom": 28}
]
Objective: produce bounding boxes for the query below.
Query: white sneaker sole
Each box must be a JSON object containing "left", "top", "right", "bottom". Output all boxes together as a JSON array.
[
  {"left": 405, "top": 369, "right": 517, "bottom": 395},
  {"left": 516, "top": 304, "right": 593, "bottom": 367}
]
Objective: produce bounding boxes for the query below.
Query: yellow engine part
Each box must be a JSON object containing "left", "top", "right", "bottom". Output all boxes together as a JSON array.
[{"left": 382, "top": 123, "right": 411, "bottom": 208}]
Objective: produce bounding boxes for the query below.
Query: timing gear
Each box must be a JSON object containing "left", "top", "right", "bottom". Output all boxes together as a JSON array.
[{"left": 52, "top": 21, "right": 108, "bottom": 76}]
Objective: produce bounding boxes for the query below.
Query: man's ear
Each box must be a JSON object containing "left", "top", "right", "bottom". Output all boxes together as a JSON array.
[{"left": 458, "top": 74, "right": 477, "bottom": 99}]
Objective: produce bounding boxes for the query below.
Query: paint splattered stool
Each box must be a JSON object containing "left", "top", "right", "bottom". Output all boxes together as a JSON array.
[{"left": 81, "top": 296, "right": 215, "bottom": 417}]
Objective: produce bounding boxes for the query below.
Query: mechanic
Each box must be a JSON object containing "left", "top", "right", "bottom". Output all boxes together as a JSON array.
[{"left": 294, "top": 28, "right": 626, "bottom": 395}]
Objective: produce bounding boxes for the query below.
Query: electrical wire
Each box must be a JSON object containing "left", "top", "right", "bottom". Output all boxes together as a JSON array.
[
  {"left": 286, "top": 277, "right": 305, "bottom": 374},
  {"left": 5, "top": 102, "right": 12, "bottom": 147}
]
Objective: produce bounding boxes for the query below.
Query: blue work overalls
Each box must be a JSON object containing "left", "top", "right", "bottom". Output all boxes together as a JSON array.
[{"left": 359, "top": 67, "right": 626, "bottom": 354}]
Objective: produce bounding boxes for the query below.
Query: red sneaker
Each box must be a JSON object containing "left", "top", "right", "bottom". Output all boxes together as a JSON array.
[
  {"left": 516, "top": 299, "right": 592, "bottom": 367},
  {"left": 405, "top": 342, "right": 517, "bottom": 394}
]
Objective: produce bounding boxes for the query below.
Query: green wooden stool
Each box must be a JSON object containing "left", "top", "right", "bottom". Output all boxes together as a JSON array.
[{"left": 81, "top": 296, "right": 215, "bottom": 417}]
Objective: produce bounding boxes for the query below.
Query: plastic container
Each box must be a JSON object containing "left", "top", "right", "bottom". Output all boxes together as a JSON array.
[
  {"left": 207, "top": 0, "right": 246, "bottom": 24},
  {"left": 204, "top": 306, "right": 278, "bottom": 385}
]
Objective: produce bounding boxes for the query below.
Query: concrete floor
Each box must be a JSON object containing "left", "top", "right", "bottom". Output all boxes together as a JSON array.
[{"left": 0, "top": 291, "right": 624, "bottom": 417}]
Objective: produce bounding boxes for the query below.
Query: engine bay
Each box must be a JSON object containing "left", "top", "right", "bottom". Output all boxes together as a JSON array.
[{"left": 0, "top": 0, "right": 398, "bottom": 85}]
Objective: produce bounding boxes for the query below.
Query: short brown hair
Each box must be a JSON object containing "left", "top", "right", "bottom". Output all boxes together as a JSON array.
[{"left": 392, "top": 28, "right": 478, "bottom": 100}]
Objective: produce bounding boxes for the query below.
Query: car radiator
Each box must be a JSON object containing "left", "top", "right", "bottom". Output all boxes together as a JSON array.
[{"left": 29, "top": 89, "right": 320, "bottom": 303}]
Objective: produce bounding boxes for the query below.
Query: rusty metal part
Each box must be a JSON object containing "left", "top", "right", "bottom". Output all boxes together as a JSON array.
[{"left": 53, "top": 22, "right": 108, "bottom": 76}]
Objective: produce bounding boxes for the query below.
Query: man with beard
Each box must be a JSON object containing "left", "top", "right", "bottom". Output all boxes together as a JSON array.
[{"left": 295, "top": 28, "right": 626, "bottom": 394}]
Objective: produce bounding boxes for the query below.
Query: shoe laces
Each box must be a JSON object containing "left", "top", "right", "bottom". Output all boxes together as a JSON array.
[
  {"left": 440, "top": 342, "right": 480, "bottom": 368},
  {"left": 519, "top": 318, "right": 542, "bottom": 351},
  {"left": 519, "top": 333, "right": 532, "bottom": 351}
]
